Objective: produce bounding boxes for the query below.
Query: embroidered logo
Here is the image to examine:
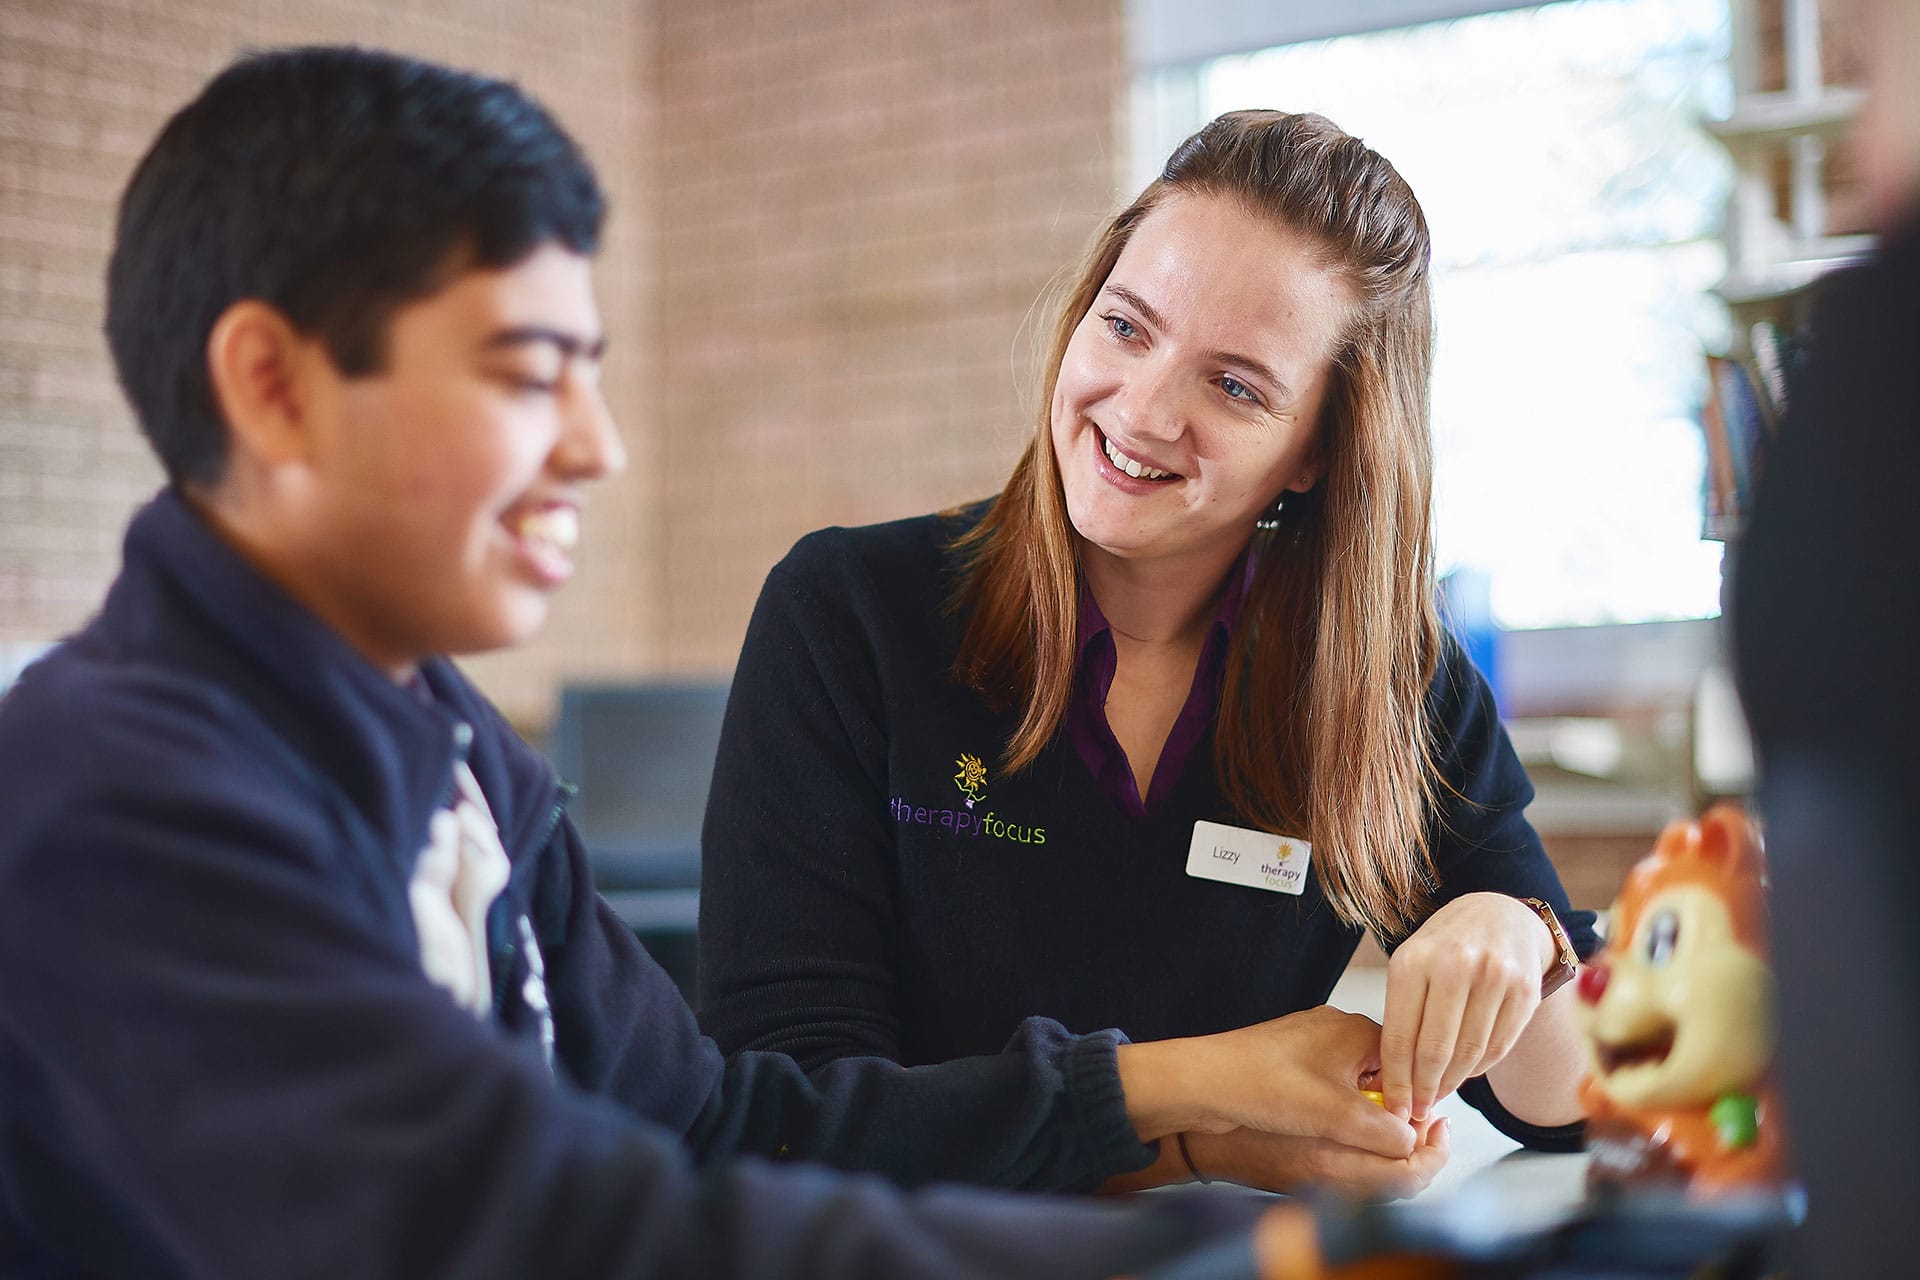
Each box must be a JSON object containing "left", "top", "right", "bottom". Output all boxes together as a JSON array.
[
  {"left": 952, "top": 752, "right": 988, "bottom": 808},
  {"left": 892, "top": 748, "right": 1045, "bottom": 845}
]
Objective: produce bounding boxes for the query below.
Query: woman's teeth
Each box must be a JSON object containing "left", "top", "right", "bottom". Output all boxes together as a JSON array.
[
  {"left": 512, "top": 507, "right": 579, "bottom": 552},
  {"left": 1103, "top": 436, "right": 1174, "bottom": 480}
]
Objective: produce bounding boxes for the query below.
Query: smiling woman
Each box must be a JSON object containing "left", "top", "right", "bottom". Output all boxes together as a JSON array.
[
  {"left": 699, "top": 110, "right": 1598, "bottom": 1197},
  {"left": 1049, "top": 197, "right": 1345, "bottom": 576}
]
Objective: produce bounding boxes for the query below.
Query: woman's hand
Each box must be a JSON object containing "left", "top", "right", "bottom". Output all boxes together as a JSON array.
[
  {"left": 1182, "top": 1116, "right": 1450, "bottom": 1200},
  {"left": 1115, "top": 1005, "right": 1416, "bottom": 1159},
  {"left": 1380, "top": 891, "right": 1556, "bottom": 1123}
]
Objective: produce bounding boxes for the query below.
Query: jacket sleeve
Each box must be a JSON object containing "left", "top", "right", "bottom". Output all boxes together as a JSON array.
[
  {"left": 1393, "top": 636, "right": 1595, "bottom": 1151},
  {"left": 548, "top": 775, "right": 1155, "bottom": 1193},
  {"left": 0, "top": 674, "right": 1253, "bottom": 1280}
]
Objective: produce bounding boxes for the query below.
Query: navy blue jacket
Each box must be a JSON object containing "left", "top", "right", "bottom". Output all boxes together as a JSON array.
[{"left": 0, "top": 492, "right": 1256, "bottom": 1279}]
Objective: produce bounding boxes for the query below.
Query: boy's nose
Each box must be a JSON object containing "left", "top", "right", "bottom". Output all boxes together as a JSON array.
[{"left": 558, "top": 384, "right": 627, "bottom": 480}]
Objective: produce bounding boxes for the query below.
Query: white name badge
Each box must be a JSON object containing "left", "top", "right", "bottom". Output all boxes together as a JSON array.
[{"left": 1185, "top": 820, "right": 1311, "bottom": 895}]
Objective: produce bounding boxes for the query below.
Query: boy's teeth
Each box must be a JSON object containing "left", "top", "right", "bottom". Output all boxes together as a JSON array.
[
  {"left": 1103, "top": 436, "right": 1171, "bottom": 480},
  {"left": 513, "top": 507, "right": 579, "bottom": 550}
]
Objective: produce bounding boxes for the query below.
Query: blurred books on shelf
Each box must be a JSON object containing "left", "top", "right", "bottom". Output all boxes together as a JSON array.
[{"left": 1700, "top": 321, "right": 1800, "bottom": 542}]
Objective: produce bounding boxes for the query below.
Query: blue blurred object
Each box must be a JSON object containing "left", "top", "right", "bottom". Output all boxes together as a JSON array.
[
  {"left": 1440, "top": 565, "right": 1502, "bottom": 708},
  {"left": 1133, "top": 1184, "right": 1797, "bottom": 1280}
]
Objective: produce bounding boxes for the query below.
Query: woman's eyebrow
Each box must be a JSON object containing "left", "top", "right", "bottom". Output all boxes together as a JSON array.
[
  {"left": 1107, "top": 284, "right": 1291, "bottom": 401},
  {"left": 1205, "top": 346, "right": 1290, "bottom": 402},
  {"left": 1104, "top": 284, "right": 1168, "bottom": 332}
]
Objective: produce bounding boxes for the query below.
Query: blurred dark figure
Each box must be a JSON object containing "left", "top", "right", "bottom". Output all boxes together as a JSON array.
[{"left": 1731, "top": 3, "right": 1920, "bottom": 1274}]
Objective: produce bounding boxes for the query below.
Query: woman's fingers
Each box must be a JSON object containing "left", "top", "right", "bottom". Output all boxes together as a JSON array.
[
  {"left": 1435, "top": 980, "right": 1504, "bottom": 1103},
  {"left": 1301, "top": 1083, "right": 1418, "bottom": 1158},
  {"left": 1194, "top": 1120, "right": 1453, "bottom": 1200},
  {"left": 1304, "top": 1116, "right": 1452, "bottom": 1201},
  {"left": 1405, "top": 1114, "right": 1452, "bottom": 1193},
  {"left": 1484, "top": 984, "right": 1537, "bottom": 1077},
  {"left": 1407, "top": 967, "right": 1468, "bottom": 1122},
  {"left": 1379, "top": 960, "right": 1428, "bottom": 1122}
]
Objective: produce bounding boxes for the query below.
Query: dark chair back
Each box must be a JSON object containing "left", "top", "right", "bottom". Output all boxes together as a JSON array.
[{"left": 544, "top": 681, "right": 730, "bottom": 1001}]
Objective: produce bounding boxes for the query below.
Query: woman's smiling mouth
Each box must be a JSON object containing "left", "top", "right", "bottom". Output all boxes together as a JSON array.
[{"left": 1097, "top": 430, "right": 1179, "bottom": 481}]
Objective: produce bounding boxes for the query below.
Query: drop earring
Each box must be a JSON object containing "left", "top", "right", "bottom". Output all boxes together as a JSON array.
[{"left": 1254, "top": 494, "right": 1285, "bottom": 532}]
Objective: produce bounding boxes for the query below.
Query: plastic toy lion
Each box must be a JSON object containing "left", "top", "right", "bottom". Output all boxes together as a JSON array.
[{"left": 1577, "top": 804, "right": 1787, "bottom": 1195}]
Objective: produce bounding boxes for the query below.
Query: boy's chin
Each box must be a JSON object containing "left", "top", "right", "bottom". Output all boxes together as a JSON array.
[{"left": 446, "top": 596, "right": 554, "bottom": 658}]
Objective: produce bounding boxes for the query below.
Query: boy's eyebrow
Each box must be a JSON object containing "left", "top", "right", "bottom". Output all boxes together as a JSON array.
[
  {"left": 1105, "top": 284, "right": 1292, "bottom": 402},
  {"left": 484, "top": 326, "right": 608, "bottom": 361}
]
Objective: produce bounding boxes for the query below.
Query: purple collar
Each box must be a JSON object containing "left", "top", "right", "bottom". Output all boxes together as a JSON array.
[{"left": 1065, "top": 552, "right": 1253, "bottom": 819}]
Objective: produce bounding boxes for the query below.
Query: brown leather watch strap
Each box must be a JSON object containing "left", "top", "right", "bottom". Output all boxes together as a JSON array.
[{"left": 1520, "top": 895, "right": 1580, "bottom": 999}]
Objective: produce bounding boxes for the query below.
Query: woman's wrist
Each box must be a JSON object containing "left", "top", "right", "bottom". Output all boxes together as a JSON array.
[
  {"left": 1174, "top": 1131, "right": 1212, "bottom": 1183},
  {"left": 1114, "top": 1037, "right": 1215, "bottom": 1142},
  {"left": 1514, "top": 895, "right": 1581, "bottom": 997},
  {"left": 1094, "top": 1136, "right": 1190, "bottom": 1193}
]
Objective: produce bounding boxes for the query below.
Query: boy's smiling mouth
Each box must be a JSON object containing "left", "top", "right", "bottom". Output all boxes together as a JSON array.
[{"left": 504, "top": 503, "right": 579, "bottom": 585}]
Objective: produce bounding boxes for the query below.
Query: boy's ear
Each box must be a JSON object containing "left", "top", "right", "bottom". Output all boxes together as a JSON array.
[{"left": 204, "top": 300, "right": 324, "bottom": 469}]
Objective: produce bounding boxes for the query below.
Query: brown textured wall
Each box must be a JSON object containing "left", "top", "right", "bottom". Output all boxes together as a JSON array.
[
  {"left": 0, "top": 0, "right": 1126, "bottom": 721},
  {"left": 0, "top": 0, "right": 658, "bottom": 726},
  {"left": 651, "top": 0, "right": 1125, "bottom": 672}
]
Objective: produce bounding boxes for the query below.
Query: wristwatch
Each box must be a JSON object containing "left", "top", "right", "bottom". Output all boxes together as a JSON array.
[{"left": 1519, "top": 896, "right": 1580, "bottom": 998}]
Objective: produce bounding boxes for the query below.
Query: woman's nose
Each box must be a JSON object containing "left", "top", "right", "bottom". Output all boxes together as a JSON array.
[{"left": 1106, "top": 362, "right": 1187, "bottom": 443}]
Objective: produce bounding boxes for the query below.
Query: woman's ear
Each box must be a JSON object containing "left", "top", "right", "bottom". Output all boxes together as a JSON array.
[
  {"left": 1283, "top": 451, "right": 1324, "bottom": 495},
  {"left": 204, "top": 299, "right": 322, "bottom": 470}
]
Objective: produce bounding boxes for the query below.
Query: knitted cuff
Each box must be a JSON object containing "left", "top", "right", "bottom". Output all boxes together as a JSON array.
[{"left": 1060, "top": 1027, "right": 1159, "bottom": 1184}]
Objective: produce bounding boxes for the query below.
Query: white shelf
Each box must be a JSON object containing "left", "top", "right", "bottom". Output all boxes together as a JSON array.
[
  {"left": 1715, "top": 234, "right": 1876, "bottom": 304},
  {"left": 1707, "top": 86, "right": 1866, "bottom": 146}
]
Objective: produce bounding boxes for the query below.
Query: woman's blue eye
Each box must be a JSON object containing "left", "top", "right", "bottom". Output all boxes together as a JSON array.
[
  {"left": 1106, "top": 314, "right": 1137, "bottom": 340},
  {"left": 1220, "top": 375, "right": 1257, "bottom": 403}
]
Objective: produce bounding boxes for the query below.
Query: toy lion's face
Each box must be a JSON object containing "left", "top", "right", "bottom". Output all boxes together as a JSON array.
[
  {"left": 1582, "top": 882, "right": 1774, "bottom": 1113},
  {"left": 1581, "top": 883, "right": 1776, "bottom": 1111}
]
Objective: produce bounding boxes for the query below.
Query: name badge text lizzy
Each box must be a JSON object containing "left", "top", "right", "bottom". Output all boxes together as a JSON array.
[{"left": 1185, "top": 820, "right": 1311, "bottom": 896}]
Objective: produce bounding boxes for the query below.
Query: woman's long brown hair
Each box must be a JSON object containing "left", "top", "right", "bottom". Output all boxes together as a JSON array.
[{"left": 950, "top": 111, "right": 1443, "bottom": 939}]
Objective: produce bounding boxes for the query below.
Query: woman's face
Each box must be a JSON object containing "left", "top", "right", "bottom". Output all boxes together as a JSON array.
[{"left": 1050, "top": 191, "right": 1354, "bottom": 575}]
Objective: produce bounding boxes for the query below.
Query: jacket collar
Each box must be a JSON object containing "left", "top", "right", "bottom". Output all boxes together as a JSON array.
[{"left": 107, "top": 489, "right": 554, "bottom": 875}]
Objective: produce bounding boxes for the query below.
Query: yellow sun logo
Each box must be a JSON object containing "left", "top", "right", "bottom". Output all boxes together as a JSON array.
[{"left": 953, "top": 753, "right": 987, "bottom": 808}]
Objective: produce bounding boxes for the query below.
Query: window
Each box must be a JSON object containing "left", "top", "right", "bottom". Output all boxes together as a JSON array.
[{"left": 1132, "top": 0, "right": 1733, "bottom": 628}]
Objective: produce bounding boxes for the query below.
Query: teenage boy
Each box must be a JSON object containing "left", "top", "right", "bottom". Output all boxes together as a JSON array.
[{"left": 0, "top": 46, "right": 1422, "bottom": 1279}]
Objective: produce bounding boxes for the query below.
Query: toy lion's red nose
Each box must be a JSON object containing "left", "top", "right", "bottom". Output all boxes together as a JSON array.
[{"left": 1578, "top": 962, "right": 1609, "bottom": 1004}]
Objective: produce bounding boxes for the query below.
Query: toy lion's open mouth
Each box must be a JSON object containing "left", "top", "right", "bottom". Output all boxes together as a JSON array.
[{"left": 1596, "top": 1022, "right": 1676, "bottom": 1075}]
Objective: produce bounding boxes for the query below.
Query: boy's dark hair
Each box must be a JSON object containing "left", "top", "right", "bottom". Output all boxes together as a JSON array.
[{"left": 106, "top": 45, "right": 606, "bottom": 487}]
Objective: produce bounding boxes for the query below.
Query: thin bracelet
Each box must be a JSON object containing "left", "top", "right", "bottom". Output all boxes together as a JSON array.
[{"left": 1174, "top": 1131, "right": 1212, "bottom": 1184}]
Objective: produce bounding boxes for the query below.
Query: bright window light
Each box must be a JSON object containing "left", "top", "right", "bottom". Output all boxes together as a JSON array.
[{"left": 1163, "top": 0, "right": 1733, "bottom": 627}]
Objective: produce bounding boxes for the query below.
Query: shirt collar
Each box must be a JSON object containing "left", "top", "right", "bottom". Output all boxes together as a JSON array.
[{"left": 1074, "top": 544, "right": 1257, "bottom": 656}]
